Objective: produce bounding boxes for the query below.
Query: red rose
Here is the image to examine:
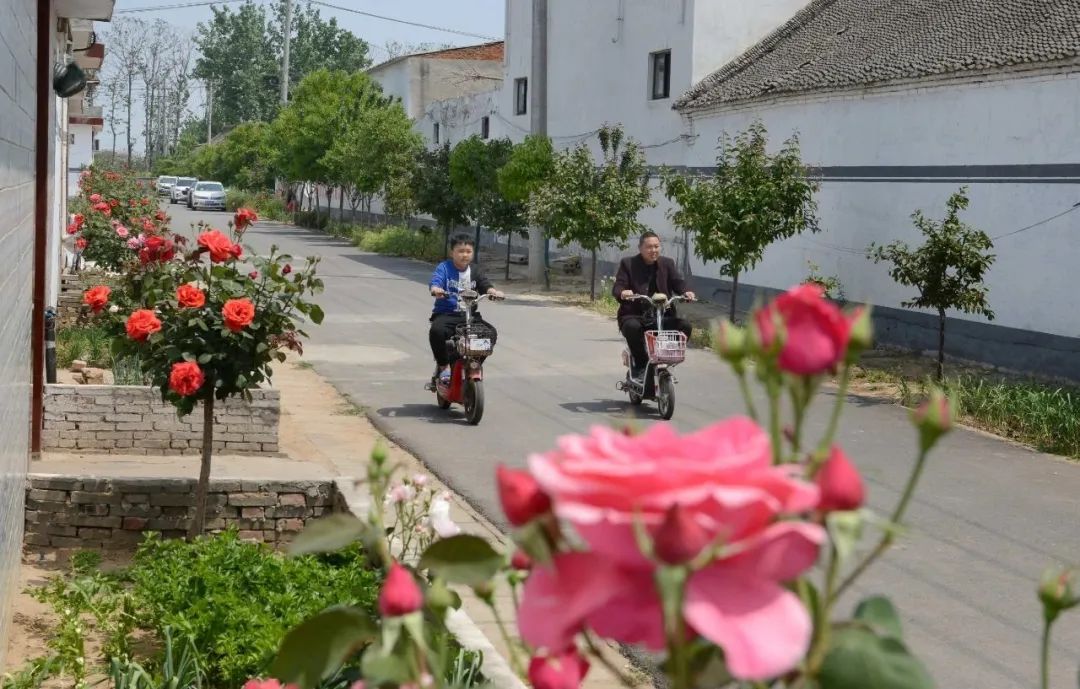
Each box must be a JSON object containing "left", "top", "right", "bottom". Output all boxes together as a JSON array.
[
  {"left": 528, "top": 650, "right": 590, "bottom": 689},
  {"left": 73, "top": 213, "right": 85, "bottom": 228},
  {"left": 282, "top": 263, "right": 292, "bottom": 275},
  {"left": 197, "top": 230, "right": 235, "bottom": 263},
  {"left": 139, "top": 235, "right": 175, "bottom": 265},
  {"left": 129, "top": 199, "right": 137, "bottom": 207},
  {"left": 230, "top": 243, "right": 243, "bottom": 260},
  {"left": 82, "top": 285, "right": 111, "bottom": 314},
  {"left": 75, "top": 237, "right": 88, "bottom": 250},
  {"left": 92, "top": 202, "right": 111, "bottom": 216},
  {"left": 142, "top": 218, "right": 156, "bottom": 232},
  {"left": 248, "top": 271, "right": 259, "bottom": 279},
  {"left": 168, "top": 361, "right": 204, "bottom": 397},
  {"left": 109, "top": 199, "right": 119, "bottom": 208},
  {"left": 176, "top": 284, "right": 206, "bottom": 308},
  {"left": 141, "top": 197, "right": 151, "bottom": 206},
  {"left": 89, "top": 193, "right": 102, "bottom": 203},
  {"left": 378, "top": 562, "right": 423, "bottom": 617},
  {"left": 222, "top": 298, "right": 255, "bottom": 332},
  {"left": 125, "top": 309, "right": 162, "bottom": 342},
  {"left": 755, "top": 284, "right": 856, "bottom": 375},
  {"left": 234, "top": 207, "right": 258, "bottom": 232},
  {"left": 66, "top": 222, "right": 78, "bottom": 235},
  {"left": 154, "top": 210, "right": 166, "bottom": 221},
  {"left": 496, "top": 465, "right": 551, "bottom": 527}
]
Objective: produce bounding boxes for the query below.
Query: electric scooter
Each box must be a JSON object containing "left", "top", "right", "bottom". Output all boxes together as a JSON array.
[{"left": 615, "top": 293, "right": 689, "bottom": 420}]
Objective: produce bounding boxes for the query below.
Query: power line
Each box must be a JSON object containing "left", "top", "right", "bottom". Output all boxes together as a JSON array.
[
  {"left": 309, "top": 1, "right": 500, "bottom": 42},
  {"left": 116, "top": 0, "right": 248, "bottom": 13},
  {"left": 992, "top": 201, "right": 1080, "bottom": 240}
]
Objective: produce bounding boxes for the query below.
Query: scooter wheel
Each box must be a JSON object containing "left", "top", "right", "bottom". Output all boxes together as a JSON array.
[
  {"left": 628, "top": 390, "right": 643, "bottom": 405},
  {"left": 657, "top": 374, "right": 675, "bottom": 420},
  {"left": 436, "top": 391, "right": 451, "bottom": 409},
  {"left": 464, "top": 380, "right": 484, "bottom": 425}
]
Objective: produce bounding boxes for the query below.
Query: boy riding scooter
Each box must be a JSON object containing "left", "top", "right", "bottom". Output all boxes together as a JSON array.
[{"left": 428, "top": 235, "right": 504, "bottom": 385}]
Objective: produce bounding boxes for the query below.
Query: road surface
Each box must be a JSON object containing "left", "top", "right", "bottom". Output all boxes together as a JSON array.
[{"left": 172, "top": 204, "right": 1080, "bottom": 688}]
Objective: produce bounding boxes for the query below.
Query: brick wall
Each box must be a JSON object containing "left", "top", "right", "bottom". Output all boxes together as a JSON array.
[
  {"left": 43, "top": 384, "right": 280, "bottom": 455},
  {"left": 0, "top": 0, "right": 38, "bottom": 662},
  {"left": 24, "top": 475, "right": 335, "bottom": 548}
]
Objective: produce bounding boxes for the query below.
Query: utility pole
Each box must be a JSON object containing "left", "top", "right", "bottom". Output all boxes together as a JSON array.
[
  {"left": 206, "top": 81, "right": 212, "bottom": 144},
  {"left": 280, "top": 0, "right": 293, "bottom": 104},
  {"left": 528, "top": 0, "right": 549, "bottom": 286}
]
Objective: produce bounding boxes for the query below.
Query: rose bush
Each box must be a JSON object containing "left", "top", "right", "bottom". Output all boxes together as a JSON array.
[{"left": 69, "top": 167, "right": 171, "bottom": 271}]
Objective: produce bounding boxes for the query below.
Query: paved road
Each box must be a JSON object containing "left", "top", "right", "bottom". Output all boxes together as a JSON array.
[{"left": 174, "top": 206, "right": 1080, "bottom": 688}]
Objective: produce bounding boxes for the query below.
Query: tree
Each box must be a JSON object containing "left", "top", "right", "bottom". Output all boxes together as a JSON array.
[
  {"left": 412, "top": 144, "right": 470, "bottom": 254},
  {"left": 194, "top": 1, "right": 279, "bottom": 132},
  {"left": 269, "top": 0, "right": 370, "bottom": 88},
  {"left": 499, "top": 135, "right": 556, "bottom": 286},
  {"left": 663, "top": 121, "right": 820, "bottom": 321},
  {"left": 530, "top": 125, "right": 654, "bottom": 300},
  {"left": 449, "top": 136, "right": 526, "bottom": 277},
  {"left": 381, "top": 40, "right": 455, "bottom": 60},
  {"left": 870, "top": 188, "right": 995, "bottom": 380},
  {"left": 322, "top": 101, "right": 422, "bottom": 219},
  {"left": 100, "top": 18, "right": 150, "bottom": 164}
]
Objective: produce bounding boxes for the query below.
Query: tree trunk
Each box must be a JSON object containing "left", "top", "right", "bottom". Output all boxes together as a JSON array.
[
  {"left": 936, "top": 308, "right": 946, "bottom": 382},
  {"left": 543, "top": 236, "right": 551, "bottom": 292},
  {"left": 338, "top": 186, "right": 344, "bottom": 220},
  {"left": 474, "top": 220, "right": 482, "bottom": 261},
  {"left": 590, "top": 249, "right": 598, "bottom": 301},
  {"left": 188, "top": 395, "right": 214, "bottom": 541},
  {"left": 125, "top": 74, "right": 134, "bottom": 164},
  {"left": 505, "top": 234, "right": 512, "bottom": 281},
  {"left": 729, "top": 272, "right": 740, "bottom": 323}
]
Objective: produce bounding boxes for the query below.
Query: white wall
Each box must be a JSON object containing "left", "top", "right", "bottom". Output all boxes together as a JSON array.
[
  {"left": 0, "top": 0, "right": 40, "bottom": 661},
  {"left": 67, "top": 122, "right": 94, "bottom": 193},
  {"left": 371, "top": 56, "right": 503, "bottom": 123},
  {"left": 420, "top": 89, "right": 504, "bottom": 146},
  {"left": 681, "top": 70, "right": 1080, "bottom": 339}
]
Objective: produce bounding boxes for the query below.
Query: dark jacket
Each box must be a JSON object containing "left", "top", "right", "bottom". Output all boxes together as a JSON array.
[{"left": 612, "top": 255, "right": 687, "bottom": 326}]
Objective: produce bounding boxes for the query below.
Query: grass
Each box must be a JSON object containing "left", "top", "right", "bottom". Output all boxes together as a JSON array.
[
  {"left": 56, "top": 324, "right": 112, "bottom": 368},
  {"left": 850, "top": 364, "right": 1080, "bottom": 459}
]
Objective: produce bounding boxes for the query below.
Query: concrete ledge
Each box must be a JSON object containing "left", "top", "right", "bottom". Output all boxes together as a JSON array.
[{"left": 43, "top": 384, "right": 280, "bottom": 455}]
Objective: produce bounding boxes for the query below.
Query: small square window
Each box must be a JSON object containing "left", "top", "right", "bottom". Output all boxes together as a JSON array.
[
  {"left": 481, "top": 116, "right": 490, "bottom": 139},
  {"left": 93, "top": 137, "right": 100, "bottom": 151},
  {"left": 650, "top": 50, "right": 671, "bottom": 100},
  {"left": 514, "top": 77, "right": 528, "bottom": 115},
  {"left": 433, "top": 122, "right": 440, "bottom": 144},
  {"left": 68, "top": 133, "right": 75, "bottom": 145}
]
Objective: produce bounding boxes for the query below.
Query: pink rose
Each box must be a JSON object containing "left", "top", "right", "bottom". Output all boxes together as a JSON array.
[
  {"left": 815, "top": 446, "right": 865, "bottom": 513},
  {"left": 127, "top": 237, "right": 141, "bottom": 250},
  {"left": 518, "top": 419, "right": 823, "bottom": 681},
  {"left": 115, "top": 225, "right": 129, "bottom": 238},
  {"left": 755, "top": 284, "right": 856, "bottom": 375}
]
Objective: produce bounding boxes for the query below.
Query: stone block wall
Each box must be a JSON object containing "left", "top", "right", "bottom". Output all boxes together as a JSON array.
[
  {"left": 42, "top": 385, "right": 280, "bottom": 455},
  {"left": 24, "top": 475, "right": 335, "bottom": 548}
]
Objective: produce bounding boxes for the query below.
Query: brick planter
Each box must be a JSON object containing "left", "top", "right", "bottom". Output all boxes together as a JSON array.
[
  {"left": 24, "top": 475, "right": 334, "bottom": 548},
  {"left": 42, "top": 384, "right": 279, "bottom": 455}
]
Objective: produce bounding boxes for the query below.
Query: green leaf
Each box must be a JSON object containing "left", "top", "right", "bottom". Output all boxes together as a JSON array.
[
  {"left": 287, "top": 514, "right": 368, "bottom": 557},
  {"left": 419, "top": 535, "right": 503, "bottom": 586},
  {"left": 514, "top": 519, "right": 553, "bottom": 567},
  {"left": 197, "top": 353, "right": 213, "bottom": 364},
  {"left": 361, "top": 643, "right": 412, "bottom": 685},
  {"left": 827, "top": 510, "right": 864, "bottom": 567},
  {"left": 819, "top": 627, "right": 934, "bottom": 689},
  {"left": 308, "top": 303, "right": 325, "bottom": 325},
  {"left": 269, "top": 605, "right": 377, "bottom": 689},
  {"left": 855, "top": 596, "right": 904, "bottom": 641}
]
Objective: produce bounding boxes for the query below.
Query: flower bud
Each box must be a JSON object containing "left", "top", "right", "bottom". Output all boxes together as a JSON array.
[
  {"left": 846, "top": 306, "right": 873, "bottom": 358},
  {"left": 653, "top": 503, "right": 711, "bottom": 565},
  {"left": 912, "top": 388, "right": 955, "bottom": 451},
  {"left": 496, "top": 465, "right": 552, "bottom": 527},
  {"left": 713, "top": 320, "right": 747, "bottom": 364},
  {"left": 511, "top": 549, "right": 533, "bottom": 571},
  {"left": 528, "top": 649, "right": 590, "bottom": 689},
  {"left": 1039, "top": 566, "right": 1079, "bottom": 623},
  {"left": 815, "top": 446, "right": 865, "bottom": 513},
  {"left": 378, "top": 562, "right": 423, "bottom": 617}
]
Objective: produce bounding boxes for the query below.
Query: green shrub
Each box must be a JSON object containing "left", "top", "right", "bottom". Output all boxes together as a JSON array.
[
  {"left": 127, "top": 531, "right": 381, "bottom": 688},
  {"left": 356, "top": 226, "right": 443, "bottom": 263},
  {"left": 226, "top": 189, "right": 287, "bottom": 221}
]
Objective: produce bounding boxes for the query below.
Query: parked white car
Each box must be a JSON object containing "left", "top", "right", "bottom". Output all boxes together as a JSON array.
[
  {"left": 156, "top": 175, "right": 177, "bottom": 197},
  {"left": 188, "top": 181, "right": 226, "bottom": 211},
  {"left": 170, "top": 177, "right": 197, "bottom": 204}
]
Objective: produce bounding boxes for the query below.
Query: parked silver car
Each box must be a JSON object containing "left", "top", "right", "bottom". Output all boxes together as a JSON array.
[
  {"left": 188, "top": 181, "right": 227, "bottom": 211},
  {"left": 170, "top": 177, "right": 197, "bottom": 204},
  {"left": 156, "top": 175, "right": 177, "bottom": 197}
]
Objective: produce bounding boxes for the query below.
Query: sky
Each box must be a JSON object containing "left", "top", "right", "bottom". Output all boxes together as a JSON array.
[{"left": 100, "top": 0, "right": 506, "bottom": 153}]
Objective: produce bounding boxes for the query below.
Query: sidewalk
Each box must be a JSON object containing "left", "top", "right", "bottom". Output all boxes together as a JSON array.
[{"left": 34, "top": 358, "right": 641, "bottom": 689}]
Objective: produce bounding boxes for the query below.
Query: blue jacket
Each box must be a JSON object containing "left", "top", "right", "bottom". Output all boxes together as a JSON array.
[{"left": 429, "top": 260, "right": 494, "bottom": 315}]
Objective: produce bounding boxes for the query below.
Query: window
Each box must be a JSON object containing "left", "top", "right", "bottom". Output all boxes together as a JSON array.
[
  {"left": 68, "top": 133, "right": 75, "bottom": 145},
  {"left": 481, "top": 116, "right": 490, "bottom": 139},
  {"left": 650, "top": 50, "right": 671, "bottom": 100},
  {"left": 433, "top": 122, "right": 440, "bottom": 144},
  {"left": 93, "top": 137, "right": 100, "bottom": 151},
  {"left": 514, "top": 77, "right": 528, "bottom": 115}
]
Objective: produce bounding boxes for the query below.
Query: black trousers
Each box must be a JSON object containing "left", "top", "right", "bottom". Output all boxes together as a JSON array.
[
  {"left": 620, "top": 316, "right": 692, "bottom": 369},
  {"left": 428, "top": 312, "right": 498, "bottom": 366}
]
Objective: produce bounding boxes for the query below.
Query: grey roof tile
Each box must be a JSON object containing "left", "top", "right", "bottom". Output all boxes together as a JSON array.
[{"left": 675, "top": 0, "right": 1080, "bottom": 110}]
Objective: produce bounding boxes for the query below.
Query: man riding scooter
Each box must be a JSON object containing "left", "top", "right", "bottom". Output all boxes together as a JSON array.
[
  {"left": 428, "top": 235, "right": 504, "bottom": 385},
  {"left": 613, "top": 231, "right": 696, "bottom": 381}
]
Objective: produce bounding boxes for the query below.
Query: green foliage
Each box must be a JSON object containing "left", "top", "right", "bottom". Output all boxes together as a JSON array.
[
  {"left": 56, "top": 324, "right": 113, "bottom": 368},
  {"left": 227, "top": 189, "right": 287, "bottom": 220},
  {"left": 355, "top": 226, "right": 442, "bottom": 263},
  {"left": 194, "top": 0, "right": 370, "bottom": 134},
  {"left": 498, "top": 134, "right": 555, "bottom": 204},
  {"left": 529, "top": 125, "right": 654, "bottom": 299},
  {"left": 323, "top": 100, "right": 422, "bottom": 218},
  {"left": 450, "top": 136, "right": 525, "bottom": 239},
  {"left": 805, "top": 261, "right": 845, "bottom": 301},
  {"left": 128, "top": 532, "right": 381, "bottom": 688},
  {"left": 663, "top": 120, "right": 820, "bottom": 318},
  {"left": 412, "top": 144, "right": 470, "bottom": 234},
  {"left": 197, "top": 122, "right": 278, "bottom": 190},
  {"left": 869, "top": 188, "right": 995, "bottom": 378}
]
